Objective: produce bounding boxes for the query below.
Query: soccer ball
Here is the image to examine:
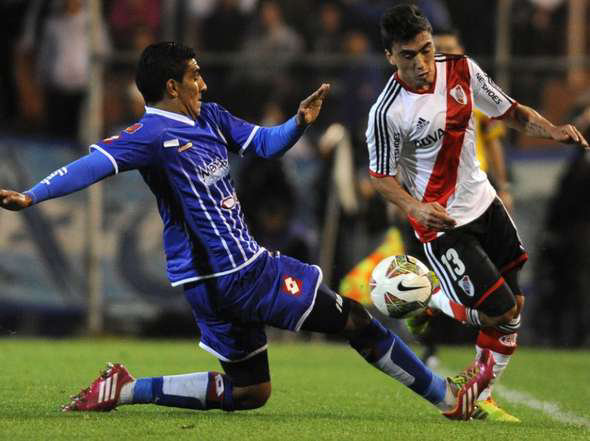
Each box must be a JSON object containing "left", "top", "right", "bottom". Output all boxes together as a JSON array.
[{"left": 370, "top": 255, "right": 433, "bottom": 319}]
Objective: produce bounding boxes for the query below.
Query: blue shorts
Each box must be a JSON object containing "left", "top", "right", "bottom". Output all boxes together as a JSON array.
[{"left": 183, "top": 251, "right": 322, "bottom": 362}]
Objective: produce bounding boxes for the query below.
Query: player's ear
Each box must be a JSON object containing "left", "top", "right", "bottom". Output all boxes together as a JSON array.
[
  {"left": 384, "top": 49, "right": 396, "bottom": 67},
  {"left": 165, "top": 78, "right": 179, "bottom": 98}
]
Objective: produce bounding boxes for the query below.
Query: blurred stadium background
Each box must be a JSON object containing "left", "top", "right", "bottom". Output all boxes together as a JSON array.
[{"left": 1, "top": 0, "right": 590, "bottom": 348}]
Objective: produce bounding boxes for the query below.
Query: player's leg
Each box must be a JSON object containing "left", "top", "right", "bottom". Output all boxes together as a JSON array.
[
  {"left": 219, "top": 351, "right": 271, "bottom": 410},
  {"left": 62, "top": 362, "right": 236, "bottom": 412},
  {"left": 300, "top": 284, "right": 495, "bottom": 419},
  {"left": 114, "top": 349, "right": 273, "bottom": 412}
]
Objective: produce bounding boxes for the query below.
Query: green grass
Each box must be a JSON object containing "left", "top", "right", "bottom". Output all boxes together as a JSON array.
[{"left": 1, "top": 338, "right": 588, "bottom": 440}]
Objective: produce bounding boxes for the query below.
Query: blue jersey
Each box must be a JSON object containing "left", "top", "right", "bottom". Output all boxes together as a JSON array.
[{"left": 91, "top": 104, "right": 265, "bottom": 286}]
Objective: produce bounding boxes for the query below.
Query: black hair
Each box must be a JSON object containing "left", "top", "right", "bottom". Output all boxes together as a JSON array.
[
  {"left": 380, "top": 4, "right": 433, "bottom": 51},
  {"left": 433, "top": 27, "right": 462, "bottom": 42},
  {"left": 135, "top": 42, "right": 196, "bottom": 104}
]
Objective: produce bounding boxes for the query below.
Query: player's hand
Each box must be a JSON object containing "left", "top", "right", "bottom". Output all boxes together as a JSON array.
[
  {"left": 409, "top": 201, "right": 456, "bottom": 231},
  {"left": 550, "top": 124, "right": 589, "bottom": 149},
  {"left": 0, "top": 189, "right": 32, "bottom": 211},
  {"left": 296, "top": 83, "right": 331, "bottom": 126}
]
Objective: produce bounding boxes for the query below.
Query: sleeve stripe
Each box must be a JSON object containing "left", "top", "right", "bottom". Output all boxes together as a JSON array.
[
  {"left": 372, "top": 78, "right": 397, "bottom": 174},
  {"left": 239, "top": 125, "right": 260, "bottom": 155},
  {"left": 372, "top": 77, "right": 395, "bottom": 173},
  {"left": 374, "top": 82, "right": 401, "bottom": 174},
  {"left": 90, "top": 144, "right": 119, "bottom": 174}
]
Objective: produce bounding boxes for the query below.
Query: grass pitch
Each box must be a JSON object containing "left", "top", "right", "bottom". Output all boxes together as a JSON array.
[{"left": 1, "top": 338, "right": 588, "bottom": 441}]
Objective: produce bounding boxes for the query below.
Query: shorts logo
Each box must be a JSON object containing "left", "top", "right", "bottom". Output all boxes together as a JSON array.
[
  {"left": 450, "top": 84, "right": 467, "bottom": 105},
  {"left": 214, "top": 373, "right": 224, "bottom": 397},
  {"left": 458, "top": 275, "right": 474, "bottom": 297},
  {"left": 282, "top": 276, "right": 302, "bottom": 296},
  {"left": 335, "top": 294, "right": 343, "bottom": 313},
  {"left": 499, "top": 333, "right": 518, "bottom": 347}
]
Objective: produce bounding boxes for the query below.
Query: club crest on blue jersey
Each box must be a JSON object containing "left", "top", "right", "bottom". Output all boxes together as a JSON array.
[{"left": 220, "top": 194, "right": 237, "bottom": 210}]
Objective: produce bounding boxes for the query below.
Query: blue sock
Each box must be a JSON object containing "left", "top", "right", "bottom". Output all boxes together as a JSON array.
[
  {"left": 349, "top": 318, "right": 446, "bottom": 405},
  {"left": 132, "top": 372, "right": 234, "bottom": 411}
]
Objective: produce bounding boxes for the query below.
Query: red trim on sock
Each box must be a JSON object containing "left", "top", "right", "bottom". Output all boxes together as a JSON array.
[
  {"left": 450, "top": 302, "right": 467, "bottom": 322},
  {"left": 473, "top": 277, "right": 505, "bottom": 308},
  {"left": 477, "top": 328, "right": 517, "bottom": 355},
  {"left": 500, "top": 252, "right": 529, "bottom": 274}
]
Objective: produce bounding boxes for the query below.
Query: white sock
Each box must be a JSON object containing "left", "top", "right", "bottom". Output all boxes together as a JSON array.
[
  {"left": 475, "top": 346, "right": 511, "bottom": 401},
  {"left": 428, "top": 289, "right": 480, "bottom": 326},
  {"left": 434, "top": 379, "right": 458, "bottom": 412},
  {"left": 118, "top": 381, "right": 135, "bottom": 405}
]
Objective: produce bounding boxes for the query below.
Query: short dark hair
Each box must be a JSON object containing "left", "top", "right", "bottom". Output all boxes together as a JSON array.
[
  {"left": 433, "top": 26, "right": 461, "bottom": 41},
  {"left": 135, "top": 42, "right": 196, "bottom": 104},
  {"left": 380, "top": 4, "right": 433, "bottom": 51}
]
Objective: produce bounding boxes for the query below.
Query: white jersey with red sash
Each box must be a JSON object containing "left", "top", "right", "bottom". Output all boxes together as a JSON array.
[{"left": 366, "top": 54, "right": 516, "bottom": 242}]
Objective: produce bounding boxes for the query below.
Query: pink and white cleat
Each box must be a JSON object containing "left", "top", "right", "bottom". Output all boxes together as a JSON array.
[
  {"left": 443, "top": 349, "right": 496, "bottom": 421},
  {"left": 62, "top": 362, "right": 134, "bottom": 412}
]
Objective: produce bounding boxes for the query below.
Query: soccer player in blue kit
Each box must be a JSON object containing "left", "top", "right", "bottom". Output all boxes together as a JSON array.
[{"left": 0, "top": 42, "right": 494, "bottom": 420}]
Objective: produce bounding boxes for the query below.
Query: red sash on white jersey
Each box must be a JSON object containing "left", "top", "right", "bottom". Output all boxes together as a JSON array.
[{"left": 409, "top": 57, "right": 473, "bottom": 242}]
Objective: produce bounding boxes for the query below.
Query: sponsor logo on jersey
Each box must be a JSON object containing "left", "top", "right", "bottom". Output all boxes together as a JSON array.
[
  {"left": 414, "top": 128, "right": 445, "bottom": 148},
  {"left": 475, "top": 72, "right": 502, "bottom": 105},
  {"left": 499, "top": 333, "right": 518, "bottom": 347},
  {"left": 415, "top": 117, "right": 430, "bottom": 133},
  {"left": 458, "top": 274, "right": 475, "bottom": 297},
  {"left": 197, "top": 158, "right": 230, "bottom": 186},
  {"left": 282, "top": 275, "right": 302, "bottom": 296},
  {"left": 123, "top": 123, "right": 143, "bottom": 134},
  {"left": 450, "top": 84, "right": 467, "bottom": 105},
  {"left": 220, "top": 194, "right": 237, "bottom": 210}
]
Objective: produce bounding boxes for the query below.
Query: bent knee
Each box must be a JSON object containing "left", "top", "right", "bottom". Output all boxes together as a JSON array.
[
  {"left": 489, "top": 303, "right": 518, "bottom": 326},
  {"left": 234, "top": 382, "right": 271, "bottom": 410},
  {"left": 344, "top": 299, "right": 372, "bottom": 333}
]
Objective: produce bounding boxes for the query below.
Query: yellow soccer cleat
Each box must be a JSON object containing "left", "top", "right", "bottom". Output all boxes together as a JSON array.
[{"left": 472, "top": 398, "right": 521, "bottom": 423}]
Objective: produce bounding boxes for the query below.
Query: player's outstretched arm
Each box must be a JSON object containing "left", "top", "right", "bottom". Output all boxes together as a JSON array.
[
  {"left": 0, "top": 151, "right": 115, "bottom": 210},
  {"left": 296, "top": 83, "right": 331, "bottom": 126},
  {"left": 0, "top": 190, "right": 32, "bottom": 211},
  {"left": 504, "top": 104, "right": 589, "bottom": 149},
  {"left": 249, "top": 83, "right": 331, "bottom": 158}
]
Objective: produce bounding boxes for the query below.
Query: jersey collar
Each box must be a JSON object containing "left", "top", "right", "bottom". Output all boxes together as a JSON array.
[{"left": 145, "top": 106, "right": 196, "bottom": 126}]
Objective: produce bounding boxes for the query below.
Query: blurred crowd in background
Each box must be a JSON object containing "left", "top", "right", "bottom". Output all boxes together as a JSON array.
[{"left": 1, "top": 0, "right": 590, "bottom": 346}]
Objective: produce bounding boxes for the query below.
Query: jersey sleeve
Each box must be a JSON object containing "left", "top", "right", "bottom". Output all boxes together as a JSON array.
[
  {"left": 366, "top": 103, "right": 402, "bottom": 177},
  {"left": 90, "top": 122, "right": 157, "bottom": 173},
  {"left": 206, "top": 103, "right": 260, "bottom": 155},
  {"left": 468, "top": 58, "right": 516, "bottom": 119}
]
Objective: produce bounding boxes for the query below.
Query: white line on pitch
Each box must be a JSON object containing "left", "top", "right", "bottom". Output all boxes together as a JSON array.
[
  {"left": 438, "top": 367, "right": 590, "bottom": 428},
  {"left": 493, "top": 384, "right": 590, "bottom": 429}
]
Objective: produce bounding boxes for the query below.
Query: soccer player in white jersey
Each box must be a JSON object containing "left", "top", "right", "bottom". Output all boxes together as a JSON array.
[
  {"left": 1, "top": 42, "right": 494, "bottom": 420},
  {"left": 367, "top": 4, "right": 588, "bottom": 423}
]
